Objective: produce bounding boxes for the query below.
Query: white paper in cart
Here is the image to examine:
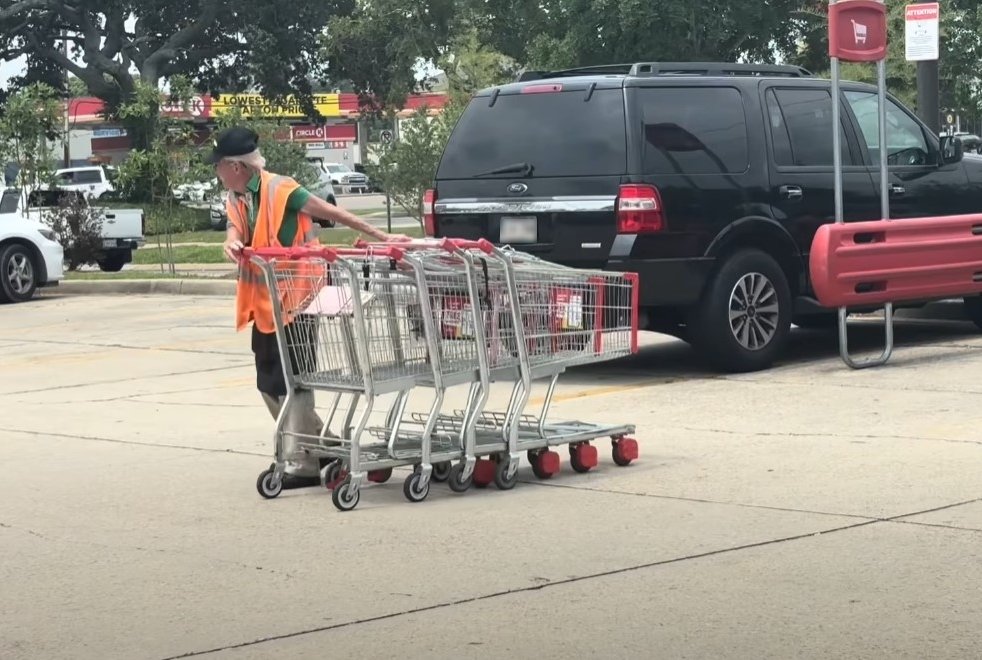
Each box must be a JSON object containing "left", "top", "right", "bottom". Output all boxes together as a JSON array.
[{"left": 301, "top": 285, "right": 375, "bottom": 317}]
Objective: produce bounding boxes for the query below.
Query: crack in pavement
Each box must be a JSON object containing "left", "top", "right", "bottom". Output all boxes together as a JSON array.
[
  {"left": 0, "top": 522, "right": 301, "bottom": 581},
  {"left": 160, "top": 518, "right": 880, "bottom": 659},
  {"left": 1, "top": 364, "right": 248, "bottom": 396},
  {"left": 0, "top": 427, "right": 266, "bottom": 457},
  {"left": 676, "top": 426, "right": 982, "bottom": 447},
  {"left": 516, "top": 479, "right": 877, "bottom": 521},
  {"left": 1, "top": 336, "right": 245, "bottom": 357},
  {"left": 159, "top": 495, "right": 982, "bottom": 659}
]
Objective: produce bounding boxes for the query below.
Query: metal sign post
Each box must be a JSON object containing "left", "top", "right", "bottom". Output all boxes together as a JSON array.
[
  {"left": 828, "top": 0, "right": 892, "bottom": 369},
  {"left": 380, "top": 126, "right": 395, "bottom": 233}
]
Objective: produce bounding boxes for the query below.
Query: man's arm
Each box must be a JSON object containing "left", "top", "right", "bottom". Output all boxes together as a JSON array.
[
  {"left": 223, "top": 222, "right": 245, "bottom": 262},
  {"left": 301, "top": 195, "right": 408, "bottom": 242}
]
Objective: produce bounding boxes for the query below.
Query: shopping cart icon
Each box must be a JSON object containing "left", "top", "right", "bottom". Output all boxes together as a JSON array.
[{"left": 852, "top": 20, "right": 867, "bottom": 45}]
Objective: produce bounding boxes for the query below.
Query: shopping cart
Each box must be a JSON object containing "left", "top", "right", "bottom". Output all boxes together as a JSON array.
[{"left": 244, "top": 239, "right": 641, "bottom": 511}]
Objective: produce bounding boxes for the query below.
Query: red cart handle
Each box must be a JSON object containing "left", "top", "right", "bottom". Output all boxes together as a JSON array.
[
  {"left": 241, "top": 246, "right": 339, "bottom": 262},
  {"left": 353, "top": 237, "right": 494, "bottom": 254},
  {"left": 330, "top": 245, "right": 406, "bottom": 261}
]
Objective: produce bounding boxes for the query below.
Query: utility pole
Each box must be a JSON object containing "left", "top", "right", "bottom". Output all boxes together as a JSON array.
[{"left": 913, "top": 0, "right": 940, "bottom": 134}]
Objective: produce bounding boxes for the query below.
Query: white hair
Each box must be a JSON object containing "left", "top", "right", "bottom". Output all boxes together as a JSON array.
[{"left": 224, "top": 149, "right": 266, "bottom": 171}]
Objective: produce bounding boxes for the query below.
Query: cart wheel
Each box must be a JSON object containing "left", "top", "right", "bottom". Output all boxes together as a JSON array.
[
  {"left": 331, "top": 478, "right": 360, "bottom": 512},
  {"left": 531, "top": 450, "right": 561, "bottom": 479},
  {"left": 323, "top": 461, "right": 347, "bottom": 490},
  {"left": 367, "top": 468, "right": 392, "bottom": 484},
  {"left": 256, "top": 466, "right": 283, "bottom": 499},
  {"left": 612, "top": 437, "right": 639, "bottom": 467},
  {"left": 432, "top": 461, "right": 452, "bottom": 483},
  {"left": 569, "top": 443, "right": 599, "bottom": 474},
  {"left": 494, "top": 456, "right": 519, "bottom": 490},
  {"left": 447, "top": 463, "right": 473, "bottom": 493},
  {"left": 403, "top": 470, "right": 430, "bottom": 503},
  {"left": 473, "top": 458, "right": 495, "bottom": 489}
]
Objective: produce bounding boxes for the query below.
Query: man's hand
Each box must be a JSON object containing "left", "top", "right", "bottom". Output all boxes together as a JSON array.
[
  {"left": 384, "top": 233, "right": 413, "bottom": 242},
  {"left": 223, "top": 239, "right": 244, "bottom": 262}
]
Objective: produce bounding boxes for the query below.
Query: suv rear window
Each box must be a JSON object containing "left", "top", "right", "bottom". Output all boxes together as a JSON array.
[
  {"left": 437, "top": 88, "right": 627, "bottom": 179},
  {"left": 637, "top": 87, "right": 749, "bottom": 175}
]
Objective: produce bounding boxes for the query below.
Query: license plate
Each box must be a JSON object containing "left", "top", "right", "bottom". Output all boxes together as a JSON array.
[
  {"left": 499, "top": 216, "right": 537, "bottom": 243},
  {"left": 102, "top": 239, "right": 117, "bottom": 249}
]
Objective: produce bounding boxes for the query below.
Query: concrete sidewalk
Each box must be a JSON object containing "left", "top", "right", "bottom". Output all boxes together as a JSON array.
[{"left": 3, "top": 295, "right": 982, "bottom": 659}]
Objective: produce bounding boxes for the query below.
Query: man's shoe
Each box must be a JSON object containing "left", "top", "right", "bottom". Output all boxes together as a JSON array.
[{"left": 280, "top": 474, "right": 321, "bottom": 490}]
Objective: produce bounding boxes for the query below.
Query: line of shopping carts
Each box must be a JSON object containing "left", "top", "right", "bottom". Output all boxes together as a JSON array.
[{"left": 243, "top": 238, "right": 641, "bottom": 511}]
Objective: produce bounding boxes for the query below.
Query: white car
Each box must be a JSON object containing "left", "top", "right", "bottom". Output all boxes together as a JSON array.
[
  {"left": 323, "top": 163, "right": 369, "bottom": 194},
  {"left": 53, "top": 165, "right": 118, "bottom": 200},
  {"left": 0, "top": 207, "right": 64, "bottom": 303}
]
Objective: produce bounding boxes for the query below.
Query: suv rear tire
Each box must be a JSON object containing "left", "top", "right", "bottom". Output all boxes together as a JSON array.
[
  {"left": 690, "top": 249, "right": 792, "bottom": 372},
  {"left": 963, "top": 295, "right": 982, "bottom": 331}
]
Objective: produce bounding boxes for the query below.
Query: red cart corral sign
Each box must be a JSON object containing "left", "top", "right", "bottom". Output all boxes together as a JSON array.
[{"left": 828, "top": 0, "right": 888, "bottom": 62}]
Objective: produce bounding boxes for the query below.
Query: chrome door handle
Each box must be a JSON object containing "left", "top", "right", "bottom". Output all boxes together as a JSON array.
[
  {"left": 779, "top": 185, "right": 803, "bottom": 200},
  {"left": 890, "top": 184, "right": 905, "bottom": 196}
]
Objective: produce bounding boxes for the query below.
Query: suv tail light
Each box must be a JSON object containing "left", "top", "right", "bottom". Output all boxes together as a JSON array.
[
  {"left": 422, "top": 188, "right": 436, "bottom": 236},
  {"left": 616, "top": 184, "right": 664, "bottom": 234}
]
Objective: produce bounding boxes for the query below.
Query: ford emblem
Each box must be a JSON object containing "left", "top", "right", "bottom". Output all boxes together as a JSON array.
[{"left": 507, "top": 183, "right": 528, "bottom": 194}]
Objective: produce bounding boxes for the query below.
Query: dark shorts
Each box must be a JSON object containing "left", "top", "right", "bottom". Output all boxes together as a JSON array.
[{"left": 251, "top": 315, "right": 319, "bottom": 397}]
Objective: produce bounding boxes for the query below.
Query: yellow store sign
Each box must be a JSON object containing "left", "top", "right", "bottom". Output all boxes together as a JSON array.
[{"left": 211, "top": 93, "right": 341, "bottom": 118}]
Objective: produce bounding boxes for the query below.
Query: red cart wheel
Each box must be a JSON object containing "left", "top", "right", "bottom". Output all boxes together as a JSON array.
[
  {"left": 473, "top": 458, "right": 496, "bottom": 488},
  {"left": 531, "top": 450, "right": 560, "bottom": 479},
  {"left": 569, "top": 443, "right": 598, "bottom": 473},
  {"left": 612, "top": 437, "right": 639, "bottom": 467},
  {"left": 367, "top": 468, "right": 392, "bottom": 483}
]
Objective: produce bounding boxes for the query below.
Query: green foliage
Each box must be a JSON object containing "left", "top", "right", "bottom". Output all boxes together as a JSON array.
[
  {"left": 366, "top": 104, "right": 461, "bottom": 223},
  {"left": 0, "top": 1, "right": 340, "bottom": 121},
  {"left": 460, "top": 0, "right": 807, "bottom": 71},
  {"left": 321, "top": 0, "right": 456, "bottom": 113},
  {"left": 792, "top": 0, "right": 982, "bottom": 121},
  {"left": 0, "top": 83, "right": 63, "bottom": 207},
  {"left": 44, "top": 193, "right": 105, "bottom": 271}
]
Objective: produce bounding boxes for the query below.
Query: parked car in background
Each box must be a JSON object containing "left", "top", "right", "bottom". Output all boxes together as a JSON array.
[
  {"left": 1, "top": 188, "right": 145, "bottom": 272},
  {"left": 54, "top": 165, "right": 118, "bottom": 200},
  {"left": 354, "top": 163, "right": 383, "bottom": 192},
  {"left": 324, "top": 162, "right": 369, "bottom": 194},
  {"left": 0, "top": 198, "right": 64, "bottom": 302},
  {"left": 428, "top": 61, "right": 981, "bottom": 372}
]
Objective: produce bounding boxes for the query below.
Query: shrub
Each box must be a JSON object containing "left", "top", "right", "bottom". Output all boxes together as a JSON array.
[{"left": 45, "top": 193, "right": 104, "bottom": 271}]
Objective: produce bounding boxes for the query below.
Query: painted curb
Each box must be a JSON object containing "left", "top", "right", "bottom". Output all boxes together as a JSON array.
[{"left": 55, "top": 279, "right": 235, "bottom": 296}]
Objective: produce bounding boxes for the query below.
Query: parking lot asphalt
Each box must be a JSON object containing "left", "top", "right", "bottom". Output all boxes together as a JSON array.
[{"left": 3, "top": 293, "right": 982, "bottom": 659}]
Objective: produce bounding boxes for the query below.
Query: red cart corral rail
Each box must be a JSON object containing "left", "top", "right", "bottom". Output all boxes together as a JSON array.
[{"left": 809, "top": 215, "right": 982, "bottom": 308}]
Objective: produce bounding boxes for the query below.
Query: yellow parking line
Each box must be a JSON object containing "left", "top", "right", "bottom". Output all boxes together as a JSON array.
[{"left": 529, "top": 379, "right": 663, "bottom": 406}]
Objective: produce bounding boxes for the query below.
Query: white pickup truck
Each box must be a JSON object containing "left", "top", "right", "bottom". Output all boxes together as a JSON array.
[{"left": 0, "top": 188, "right": 145, "bottom": 272}]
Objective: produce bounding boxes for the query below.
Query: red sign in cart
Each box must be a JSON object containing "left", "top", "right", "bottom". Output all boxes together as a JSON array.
[{"left": 828, "top": 0, "right": 888, "bottom": 62}]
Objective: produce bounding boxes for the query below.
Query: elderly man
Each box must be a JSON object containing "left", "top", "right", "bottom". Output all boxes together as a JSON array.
[{"left": 207, "top": 126, "right": 407, "bottom": 489}]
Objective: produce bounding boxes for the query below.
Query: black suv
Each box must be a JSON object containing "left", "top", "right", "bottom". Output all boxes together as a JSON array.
[{"left": 425, "top": 62, "right": 981, "bottom": 372}]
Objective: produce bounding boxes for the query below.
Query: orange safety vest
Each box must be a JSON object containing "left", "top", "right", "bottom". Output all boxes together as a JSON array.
[{"left": 226, "top": 171, "right": 323, "bottom": 333}]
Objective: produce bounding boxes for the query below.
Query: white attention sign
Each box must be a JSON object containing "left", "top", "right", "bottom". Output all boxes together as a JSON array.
[{"left": 905, "top": 3, "right": 940, "bottom": 61}]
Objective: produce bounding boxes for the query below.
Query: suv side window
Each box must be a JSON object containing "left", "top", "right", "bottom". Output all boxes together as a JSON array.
[
  {"left": 844, "top": 91, "right": 931, "bottom": 166},
  {"left": 767, "top": 88, "right": 853, "bottom": 167},
  {"left": 637, "top": 87, "right": 749, "bottom": 174},
  {"left": 74, "top": 170, "right": 103, "bottom": 184}
]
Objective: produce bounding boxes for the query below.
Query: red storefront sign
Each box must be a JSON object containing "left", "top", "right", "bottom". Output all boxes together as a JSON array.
[
  {"left": 289, "top": 124, "right": 357, "bottom": 142},
  {"left": 828, "top": 0, "right": 888, "bottom": 62}
]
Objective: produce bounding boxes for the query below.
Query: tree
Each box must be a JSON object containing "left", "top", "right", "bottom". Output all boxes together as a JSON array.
[
  {"left": 320, "top": 0, "right": 456, "bottom": 113},
  {"left": 0, "top": 1, "right": 343, "bottom": 147},
  {"left": 0, "top": 83, "right": 63, "bottom": 215},
  {"left": 461, "top": 0, "right": 809, "bottom": 71},
  {"left": 791, "top": 0, "right": 982, "bottom": 123},
  {"left": 365, "top": 30, "right": 513, "bottom": 222}
]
